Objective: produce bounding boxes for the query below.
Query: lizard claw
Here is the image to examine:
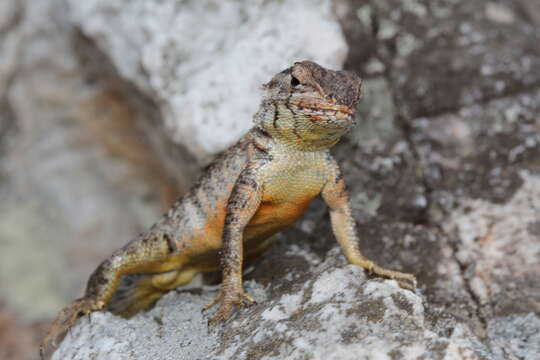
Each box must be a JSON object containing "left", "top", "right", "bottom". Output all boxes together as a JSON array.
[
  {"left": 395, "top": 274, "right": 417, "bottom": 290},
  {"left": 363, "top": 262, "right": 417, "bottom": 291},
  {"left": 39, "top": 298, "right": 97, "bottom": 359},
  {"left": 384, "top": 270, "right": 417, "bottom": 290},
  {"left": 204, "top": 289, "right": 256, "bottom": 324}
]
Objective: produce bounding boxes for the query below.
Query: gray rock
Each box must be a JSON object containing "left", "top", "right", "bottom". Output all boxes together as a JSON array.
[
  {"left": 347, "top": 77, "right": 401, "bottom": 151},
  {"left": 488, "top": 313, "right": 540, "bottom": 360},
  {"left": 0, "top": 0, "right": 164, "bottom": 320},
  {"left": 52, "top": 291, "right": 218, "bottom": 360},
  {"left": 54, "top": 249, "right": 491, "bottom": 360},
  {"left": 443, "top": 172, "right": 540, "bottom": 319},
  {"left": 69, "top": 0, "right": 348, "bottom": 162},
  {"left": 343, "top": 0, "right": 540, "bottom": 118},
  {"left": 0, "top": 0, "right": 22, "bottom": 99}
]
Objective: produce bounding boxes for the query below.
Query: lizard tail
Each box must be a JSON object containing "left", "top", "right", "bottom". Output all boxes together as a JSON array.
[
  {"left": 40, "top": 298, "right": 99, "bottom": 359},
  {"left": 106, "top": 273, "right": 167, "bottom": 317}
]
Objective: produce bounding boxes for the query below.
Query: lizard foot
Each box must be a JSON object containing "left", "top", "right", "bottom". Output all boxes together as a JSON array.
[
  {"left": 390, "top": 271, "right": 417, "bottom": 290},
  {"left": 39, "top": 298, "right": 99, "bottom": 359},
  {"left": 369, "top": 263, "right": 417, "bottom": 290},
  {"left": 204, "top": 289, "right": 255, "bottom": 324}
]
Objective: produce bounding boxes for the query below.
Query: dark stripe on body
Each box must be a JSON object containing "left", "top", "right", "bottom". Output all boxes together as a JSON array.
[
  {"left": 255, "top": 126, "right": 272, "bottom": 139},
  {"left": 164, "top": 233, "right": 177, "bottom": 254}
]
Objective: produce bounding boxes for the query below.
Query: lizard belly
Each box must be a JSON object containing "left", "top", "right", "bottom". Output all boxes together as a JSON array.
[
  {"left": 244, "top": 195, "right": 316, "bottom": 242},
  {"left": 183, "top": 196, "right": 316, "bottom": 266}
]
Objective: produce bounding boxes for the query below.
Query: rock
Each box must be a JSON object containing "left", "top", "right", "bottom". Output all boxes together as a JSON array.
[
  {"left": 54, "top": 248, "right": 491, "bottom": 360},
  {"left": 0, "top": 0, "right": 166, "bottom": 322},
  {"left": 342, "top": 0, "right": 540, "bottom": 119},
  {"left": 347, "top": 77, "right": 401, "bottom": 151},
  {"left": 444, "top": 172, "right": 540, "bottom": 318},
  {"left": 0, "top": 0, "right": 22, "bottom": 100},
  {"left": 338, "top": 0, "right": 540, "bottom": 357},
  {"left": 487, "top": 313, "right": 540, "bottom": 359},
  {"left": 412, "top": 89, "right": 540, "bottom": 206},
  {"left": 68, "top": 0, "right": 348, "bottom": 162},
  {"left": 52, "top": 291, "right": 219, "bottom": 360}
]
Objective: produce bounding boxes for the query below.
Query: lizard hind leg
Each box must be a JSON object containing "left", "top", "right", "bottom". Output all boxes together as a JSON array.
[
  {"left": 106, "top": 273, "right": 164, "bottom": 317},
  {"left": 107, "top": 267, "right": 200, "bottom": 317}
]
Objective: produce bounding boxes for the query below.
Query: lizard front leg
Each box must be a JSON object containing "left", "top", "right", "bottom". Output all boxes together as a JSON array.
[
  {"left": 205, "top": 167, "right": 262, "bottom": 323},
  {"left": 322, "top": 157, "right": 416, "bottom": 289}
]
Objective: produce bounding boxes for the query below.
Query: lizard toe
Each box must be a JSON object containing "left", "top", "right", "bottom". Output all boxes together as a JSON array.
[
  {"left": 205, "top": 289, "right": 255, "bottom": 325},
  {"left": 395, "top": 273, "right": 417, "bottom": 290}
]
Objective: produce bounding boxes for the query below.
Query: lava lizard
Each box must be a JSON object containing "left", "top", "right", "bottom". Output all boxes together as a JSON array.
[{"left": 41, "top": 60, "right": 416, "bottom": 357}]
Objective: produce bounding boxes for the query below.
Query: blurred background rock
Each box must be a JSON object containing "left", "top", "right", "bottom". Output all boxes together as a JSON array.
[{"left": 0, "top": 0, "right": 539, "bottom": 359}]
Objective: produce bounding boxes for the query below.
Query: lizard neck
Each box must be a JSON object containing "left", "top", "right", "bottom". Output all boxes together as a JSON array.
[{"left": 253, "top": 101, "right": 349, "bottom": 152}]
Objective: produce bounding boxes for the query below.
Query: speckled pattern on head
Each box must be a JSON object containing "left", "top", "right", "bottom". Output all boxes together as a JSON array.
[
  {"left": 41, "top": 61, "right": 415, "bottom": 359},
  {"left": 265, "top": 61, "right": 362, "bottom": 108}
]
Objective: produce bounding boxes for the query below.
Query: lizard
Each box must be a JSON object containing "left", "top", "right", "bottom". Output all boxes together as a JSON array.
[{"left": 40, "top": 60, "right": 416, "bottom": 357}]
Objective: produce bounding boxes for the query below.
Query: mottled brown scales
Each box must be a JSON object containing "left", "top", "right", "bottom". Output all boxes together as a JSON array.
[{"left": 40, "top": 61, "right": 416, "bottom": 358}]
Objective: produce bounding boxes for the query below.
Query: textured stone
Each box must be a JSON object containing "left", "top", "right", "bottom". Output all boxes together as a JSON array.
[
  {"left": 444, "top": 173, "right": 540, "bottom": 318},
  {"left": 68, "top": 0, "right": 348, "bottom": 162},
  {"left": 0, "top": 0, "right": 22, "bottom": 99},
  {"left": 487, "top": 313, "right": 540, "bottom": 359},
  {"left": 342, "top": 0, "right": 540, "bottom": 118},
  {"left": 0, "top": 0, "right": 164, "bottom": 321},
  {"left": 52, "top": 291, "right": 219, "bottom": 360},
  {"left": 54, "top": 249, "right": 491, "bottom": 360}
]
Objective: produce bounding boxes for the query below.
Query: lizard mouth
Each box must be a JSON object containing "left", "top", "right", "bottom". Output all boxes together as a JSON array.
[
  {"left": 288, "top": 97, "right": 355, "bottom": 129},
  {"left": 289, "top": 99, "right": 354, "bottom": 115}
]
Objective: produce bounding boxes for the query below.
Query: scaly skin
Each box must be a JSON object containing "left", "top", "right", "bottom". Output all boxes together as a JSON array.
[{"left": 40, "top": 61, "right": 416, "bottom": 358}]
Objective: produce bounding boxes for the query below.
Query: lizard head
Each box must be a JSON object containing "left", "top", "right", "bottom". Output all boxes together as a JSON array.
[{"left": 254, "top": 61, "right": 362, "bottom": 150}]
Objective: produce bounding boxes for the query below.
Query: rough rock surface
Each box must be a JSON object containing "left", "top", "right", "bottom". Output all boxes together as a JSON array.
[
  {"left": 0, "top": 0, "right": 169, "bottom": 322},
  {"left": 0, "top": 1, "right": 178, "bottom": 357},
  {"left": 54, "top": 249, "right": 494, "bottom": 360},
  {"left": 69, "top": 0, "right": 348, "bottom": 162}
]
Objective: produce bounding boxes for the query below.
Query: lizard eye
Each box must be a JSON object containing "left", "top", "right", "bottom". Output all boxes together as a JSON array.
[{"left": 290, "top": 75, "right": 300, "bottom": 87}]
